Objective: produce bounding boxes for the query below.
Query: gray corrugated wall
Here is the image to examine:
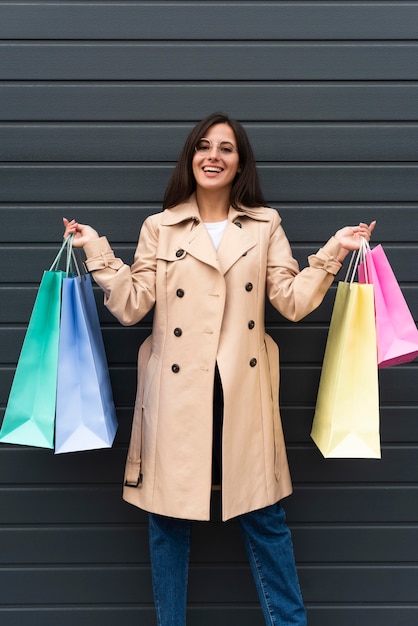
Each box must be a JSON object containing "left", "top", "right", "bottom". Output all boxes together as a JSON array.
[{"left": 0, "top": 2, "right": 417, "bottom": 625}]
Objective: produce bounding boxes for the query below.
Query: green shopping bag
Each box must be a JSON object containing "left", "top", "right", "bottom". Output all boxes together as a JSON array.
[{"left": 0, "top": 240, "right": 69, "bottom": 448}]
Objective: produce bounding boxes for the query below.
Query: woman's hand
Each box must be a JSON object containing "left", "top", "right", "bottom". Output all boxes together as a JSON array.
[
  {"left": 63, "top": 218, "right": 99, "bottom": 248},
  {"left": 334, "top": 220, "right": 376, "bottom": 262}
]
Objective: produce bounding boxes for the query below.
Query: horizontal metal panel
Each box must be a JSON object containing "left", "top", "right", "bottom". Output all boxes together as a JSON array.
[
  {"left": 0, "top": 4, "right": 417, "bottom": 40},
  {"left": 0, "top": 608, "right": 158, "bottom": 626},
  {"left": 297, "top": 566, "right": 418, "bottom": 604},
  {"left": 288, "top": 445, "right": 418, "bottom": 484},
  {"left": 279, "top": 364, "right": 418, "bottom": 405},
  {"left": 3, "top": 403, "right": 413, "bottom": 447},
  {"left": 286, "top": 486, "right": 418, "bottom": 523},
  {"left": 5, "top": 321, "right": 418, "bottom": 368},
  {"left": 1, "top": 282, "right": 418, "bottom": 328},
  {"left": 2, "top": 524, "right": 416, "bottom": 565},
  {"left": 0, "top": 566, "right": 154, "bottom": 604},
  {"left": 0, "top": 486, "right": 416, "bottom": 524},
  {"left": 0, "top": 564, "right": 416, "bottom": 604},
  {"left": 0, "top": 365, "right": 138, "bottom": 406},
  {"left": 1, "top": 84, "right": 418, "bottom": 121},
  {"left": 0, "top": 441, "right": 416, "bottom": 485},
  {"left": 0, "top": 244, "right": 416, "bottom": 288},
  {"left": 0, "top": 286, "right": 154, "bottom": 325},
  {"left": 269, "top": 284, "right": 418, "bottom": 323},
  {"left": 0, "top": 205, "right": 153, "bottom": 244},
  {"left": 281, "top": 407, "right": 418, "bottom": 446},
  {"left": 0, "top": 486, "right": 142, "bottom": 524},
  {"left": 1, "top": 164, "right": 418, "bottom": 202},
  {"left": 0, "top": 446, "right": 127, "bottom": 485},
  {"left": 306, "top": 608, "right": 418, "bottom": 626},
  {"left": 1, "top": 122, "right": 417, "bottom": 162},
  {"left": 2, "top": 359, "right": 417, "bottom": 408},
  {"left": 2, "top": 43, "right": 418, "bottom": 80},
  {"left": 0, "top": 607, "right": 415, "bottom": 626},
  {"left": 292, "top": 526, "right": 418, "bottom": 563},
  {"left": 193, "top": 523, "right": 418, "bottom": 564},
  {"left": 0, "top": 605, "right": 414, "bottom": 626},
  {"left": 0, "top": 526, "right": 150, "bottom": 565},
  {"left": 1, "top": 204, "right": 416, "bottom": 244},
  {"left": 0, "top": 606, "right": 269, "bottom": 626}
]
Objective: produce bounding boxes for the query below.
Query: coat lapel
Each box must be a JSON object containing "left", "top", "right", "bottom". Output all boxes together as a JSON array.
[
  {"left": 181, "top": 222, "right": 221, "bottom": 271},
  {"left": 217, "top": 221, "right": 257, "bottom": 274}
]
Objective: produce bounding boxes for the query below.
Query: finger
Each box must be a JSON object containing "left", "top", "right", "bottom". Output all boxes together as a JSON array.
[{"left": 63, "top": 218, "right": 78, "bottom": 240}]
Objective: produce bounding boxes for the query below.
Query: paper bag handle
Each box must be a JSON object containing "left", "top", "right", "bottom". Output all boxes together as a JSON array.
[{"left": 344, "top": 237, "right": 368, "bottom": 286}]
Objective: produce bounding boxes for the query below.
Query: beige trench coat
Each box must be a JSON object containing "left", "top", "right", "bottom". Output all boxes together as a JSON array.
[{"left": 84, "top": 195, "right": 342, "bottom": 521}]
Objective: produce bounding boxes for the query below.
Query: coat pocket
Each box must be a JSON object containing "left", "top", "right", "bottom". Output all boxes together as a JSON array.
[
  {"left": 142, "top": 351, "right": 160, "bottom": 409},
  {"left": 264, "top": 333, "right": 282, "bottom": 481},
  {"left": 124, "top": 335, "right": 153, "bottom": 487}
]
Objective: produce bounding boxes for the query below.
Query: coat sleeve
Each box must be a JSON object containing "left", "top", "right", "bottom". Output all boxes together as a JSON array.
[
  {"left": 266, "top": 210, "right": 343, "bottom": 322},
  {"left": 82, "top": 215, "right": 158, "bottom": 326}
]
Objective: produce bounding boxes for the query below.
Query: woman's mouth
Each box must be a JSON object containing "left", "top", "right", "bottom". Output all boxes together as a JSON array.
[{"left": 203, "top": 166, "right": 223, "bottom": 174}]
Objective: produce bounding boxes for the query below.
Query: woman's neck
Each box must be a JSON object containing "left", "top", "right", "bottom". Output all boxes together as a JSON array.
[{"left": 195, "top": 189, "right": 230, "bottom": 223}]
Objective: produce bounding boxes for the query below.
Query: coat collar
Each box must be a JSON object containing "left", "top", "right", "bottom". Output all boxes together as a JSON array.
[
  {"left": 161, "top": 194, "right": 271, "bottom": 226},
  {"left": 161, "top": 195, "right": 266, "bottom": 274}
]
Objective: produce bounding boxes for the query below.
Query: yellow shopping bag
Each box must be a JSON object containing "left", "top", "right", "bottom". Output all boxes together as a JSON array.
[{"left": 311, "top": 245, "right": 380, "bottom": 458}]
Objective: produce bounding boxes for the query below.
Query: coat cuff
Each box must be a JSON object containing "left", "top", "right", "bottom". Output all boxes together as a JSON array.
[
  {"left": 83, "top": 236, "right": 124, "bottom": 272},
  {"left": 308, "top": 236, "right": 343, "bottom": 275}
]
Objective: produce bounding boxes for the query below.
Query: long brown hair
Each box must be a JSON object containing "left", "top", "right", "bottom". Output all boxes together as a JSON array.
[{"left": 163, "top": 112, "right": 266, "bottom": 210}]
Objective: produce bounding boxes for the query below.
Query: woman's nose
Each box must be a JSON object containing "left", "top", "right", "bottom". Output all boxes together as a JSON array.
[{"left": 208, "top": 145, "right": 220, "bottom": 158}]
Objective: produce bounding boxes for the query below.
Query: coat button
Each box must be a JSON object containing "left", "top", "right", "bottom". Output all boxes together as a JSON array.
[
  {"left": 176, "top": 289, "right": 185, "bottom": 298},
  {"left": 248, "top": 320, "right": 255, "bottom": 329},
  {"left": 171, "top": 364, "right": 180, "bottom": 373},
  {"left": 234, "top": 221, "right": 242, "bottom": 228},
  {"left": 249, "top": 358, "right": 257, "bottom": 367},
  {"left": 176, "top": 249, "right": 185, "bottom": 258},
  {"left": 174, "top": 327, "right": 182, "bottom": 337},
  {"left": 245, "top": 282, "right": 253, "bottom": 292}
]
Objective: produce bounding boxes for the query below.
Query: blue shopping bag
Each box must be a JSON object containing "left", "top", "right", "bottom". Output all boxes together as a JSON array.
[{"left": 55, "top": 272, "right": 118, "bottom": 454}]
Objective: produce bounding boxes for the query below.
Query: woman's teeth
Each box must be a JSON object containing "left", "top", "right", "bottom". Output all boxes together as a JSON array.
[{"left": 203, "top": 167, "right": 223, "bottom": 173}]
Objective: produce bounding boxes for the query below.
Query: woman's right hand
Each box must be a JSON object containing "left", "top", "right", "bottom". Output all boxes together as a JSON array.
[{"left": 63, "top": 218, "right": 100, "bottom": 248}]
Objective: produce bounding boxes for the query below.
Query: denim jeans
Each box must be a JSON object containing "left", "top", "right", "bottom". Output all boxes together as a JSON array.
[{"left": 148, "top": 501, "right": 306, "bottom": 626}]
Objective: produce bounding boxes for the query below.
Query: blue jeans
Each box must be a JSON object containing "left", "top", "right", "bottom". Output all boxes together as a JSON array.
[{"left": 148, "top": 502, "right": 306, "bottom": 626}]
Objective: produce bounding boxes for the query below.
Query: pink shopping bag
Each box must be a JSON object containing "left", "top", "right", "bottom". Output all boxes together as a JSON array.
[{"left": 358, "top": 244, "right": 418, "bottom": 368}]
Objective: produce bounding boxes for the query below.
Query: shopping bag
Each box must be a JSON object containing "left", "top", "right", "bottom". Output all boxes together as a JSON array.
[
  {"left": 358, "top": 244, "right": 418, "bottom": 368},
  {"left": 0, "top": 241, "right": 68, "bottom": 448},
  {"left": 55, "top": 271, "right": 118, "bottom": 453},
  {"left": 311, "top": 244, "right": 381, "bottom": 458}
]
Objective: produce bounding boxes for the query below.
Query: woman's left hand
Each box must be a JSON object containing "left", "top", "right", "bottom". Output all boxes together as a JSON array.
[{"left": 334, "top": 221, "right": 376, "bottom": 260}]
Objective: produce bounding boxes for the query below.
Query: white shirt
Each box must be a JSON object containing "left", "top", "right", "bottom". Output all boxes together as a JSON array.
[{"left": 204, "top": 219, "right": 228, "bottom": 250}]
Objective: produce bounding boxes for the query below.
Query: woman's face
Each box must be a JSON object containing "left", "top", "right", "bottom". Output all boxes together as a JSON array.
[{"left": 192, "top": 123, "right": 241, "bottom": 195}]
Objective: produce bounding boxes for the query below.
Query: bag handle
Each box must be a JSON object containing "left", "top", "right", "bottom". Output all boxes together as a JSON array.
[
  {"left": 344, "top": 237, "right": 368, "bottom": 286},
  {"left": 64, "top": 234, "right": 83, "bottom": 278},
  {"left": 360, "top": 239, "right": 372, "bottom": 285},
  {"left": 49, "top": 235, "right": 82, "bottom": 278},
  {"left": 49, "top": 236, "right": 71, "bottom": 272}
]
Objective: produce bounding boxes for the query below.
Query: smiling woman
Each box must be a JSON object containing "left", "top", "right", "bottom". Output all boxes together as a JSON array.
[
  {"left": 192, "top": 123, "right": 241, "bottom": 221},
  {"left": 63, "top": 111, "right": 374, "bottom": 626}
]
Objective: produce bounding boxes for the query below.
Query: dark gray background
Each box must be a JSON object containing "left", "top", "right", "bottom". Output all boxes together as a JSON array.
[{"left": 0, "top": 2, "right": 417, "bottom": 625}]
